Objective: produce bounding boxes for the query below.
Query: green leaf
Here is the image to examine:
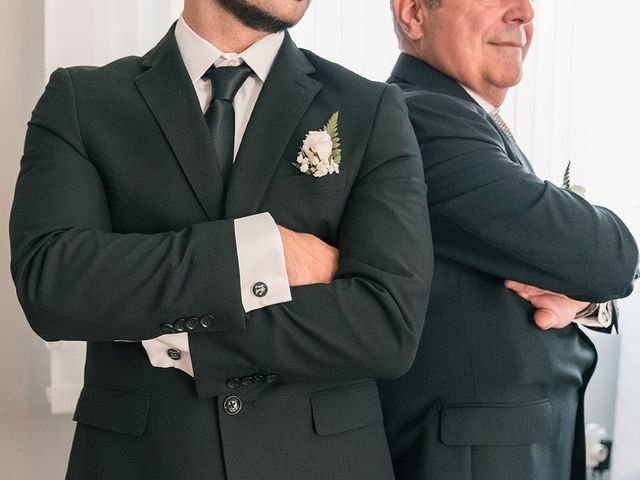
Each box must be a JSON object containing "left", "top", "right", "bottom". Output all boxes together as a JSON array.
[
  {"left": 323, "top": 111, "right": 342, "bottom": 165},
  {"left": 562, "top": 160, "right": 571, "bottom": 190}
]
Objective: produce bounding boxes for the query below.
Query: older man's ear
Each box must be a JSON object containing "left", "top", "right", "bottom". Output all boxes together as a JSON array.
[{"left": 393, "top": 0, "right": 427, "bottom": 42}]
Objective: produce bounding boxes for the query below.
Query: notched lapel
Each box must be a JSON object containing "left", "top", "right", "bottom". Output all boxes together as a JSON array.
[
  {"left": 224, "top": 34, "right": 322, "bottom": 219},
  {"left": 393, "top": 54, "right": 536, "bottom": 174},
  {"left": 135, "top": 27, "right": 225, "bottom": 221}
]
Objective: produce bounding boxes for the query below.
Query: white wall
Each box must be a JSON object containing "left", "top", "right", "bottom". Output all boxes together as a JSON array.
[{"left": 0, "top": 1, "right": 76, "bottom": 479}]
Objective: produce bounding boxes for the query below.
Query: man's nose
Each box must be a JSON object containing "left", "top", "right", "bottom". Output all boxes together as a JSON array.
[{"left": 505, "top": 0, "right": 535, "bottom": 25}]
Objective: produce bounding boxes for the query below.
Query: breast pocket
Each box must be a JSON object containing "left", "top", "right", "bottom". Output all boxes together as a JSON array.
[{"left": 264, "top": 172, "right": 347, "bottom": 199}]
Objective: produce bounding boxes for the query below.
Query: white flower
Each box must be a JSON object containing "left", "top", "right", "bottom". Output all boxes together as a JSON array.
[
  {"left": 570, "top": 184, "right": 586, "bottom": 198},
  {"left": 313, "top": 163, "right": 330, "bottom": 177},
  {"left": 303, "top": 130, "right": 333, "bottom": 163},
  {"left": 293, "top": 112, "right": 341, "bottom": 177}
]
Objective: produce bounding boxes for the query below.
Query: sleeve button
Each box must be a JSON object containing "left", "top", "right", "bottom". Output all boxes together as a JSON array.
[
  {"left": 160, "top": 323, "right": 176, "bottom": 333},
  {"left": 226, "top": 377, "right": 242, "bottom": 389},
  {"left": 199, "top": 314, "right": 215, "bottom": 328},
  {"left": 173, "top": 318, "right": 187, "bottom": 332},
  {"left": 186, "top": 317, "right": 199, "bottom": 330}
]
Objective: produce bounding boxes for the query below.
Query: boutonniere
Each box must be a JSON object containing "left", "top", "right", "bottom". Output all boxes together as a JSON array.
[
  {"left": 562, "top": 160, "right": 586, "bottom": 197},
  {"left": 293, "top": 111, "right": 342, "bottom": 177}
]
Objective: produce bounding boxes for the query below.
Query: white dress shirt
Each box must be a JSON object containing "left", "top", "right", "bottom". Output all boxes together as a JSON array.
[
  {"left": 141, "top": 16, "right": 291, "bottom": 376},
  {"left": 460, "top": 84, "right": 612, "bottom": 329}
]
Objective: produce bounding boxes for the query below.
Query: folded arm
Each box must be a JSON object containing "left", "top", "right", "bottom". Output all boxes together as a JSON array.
[{"left": 410, "top": 93, "right": 638, "bottom": 303}]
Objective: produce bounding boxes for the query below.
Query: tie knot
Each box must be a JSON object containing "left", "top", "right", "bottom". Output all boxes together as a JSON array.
[{"left": 204, "top": 64, "right": 252, "bottom": 102}]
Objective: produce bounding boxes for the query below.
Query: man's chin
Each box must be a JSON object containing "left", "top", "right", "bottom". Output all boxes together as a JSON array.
[{"left": 218, "top": 0, "right": 300, "bottom": 34}]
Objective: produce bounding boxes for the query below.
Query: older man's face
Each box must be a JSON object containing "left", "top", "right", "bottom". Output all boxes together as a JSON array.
[{"left": 420, "top": 0, "right": 534, "bottom": 105}]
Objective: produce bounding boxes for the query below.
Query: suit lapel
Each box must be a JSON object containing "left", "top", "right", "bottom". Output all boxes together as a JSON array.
[
  {"left": 500, "top": 134, "right": 535, "bottom": 173},
  {"left": 391, "top": 54, "right": 535, "bottom": 173},
  {"left": 224, "top": 34, "right": 322, "bottom": 219},
  {"left": 135, "top": 26, "right": 225, "bottom": 221}
]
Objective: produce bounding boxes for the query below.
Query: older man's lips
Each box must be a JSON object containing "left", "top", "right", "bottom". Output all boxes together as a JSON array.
[{"left": 489, "top": 41, "right": 525, "bottom": 48}]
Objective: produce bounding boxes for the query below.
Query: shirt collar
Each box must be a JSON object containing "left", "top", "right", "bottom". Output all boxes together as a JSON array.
[
  {"left": 175, "top": 15, "right": 285, "bottom": 84},
  {"left": 459, "top": 83, "right": 500, "bottom": 115}
]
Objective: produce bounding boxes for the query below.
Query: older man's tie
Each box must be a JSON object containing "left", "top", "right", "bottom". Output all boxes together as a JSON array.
[
  {"left": 203, "top": 64, "right": 252, "bottom": 186},
  {"left": 490, "top": 111, "right": 515, "bottom": 141}
]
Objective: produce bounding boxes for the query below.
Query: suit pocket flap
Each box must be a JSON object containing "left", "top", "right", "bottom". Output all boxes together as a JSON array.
[
  {"left": 311, "top": 382, "right": 383, "bottom": 436},
  {"left": 73, "top": 384, "right": 150, "bottom": 437},
  {"left": 440, "top": 399, "right": 551, "bottom": 446}
]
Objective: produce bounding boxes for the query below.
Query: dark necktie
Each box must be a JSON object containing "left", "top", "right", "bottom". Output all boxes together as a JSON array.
[
  {"left": 203, "top": 64, "right": 252, "bottom": 186},
  {"left": 490, "top": 111, "right": 515, "bottom": 140}
]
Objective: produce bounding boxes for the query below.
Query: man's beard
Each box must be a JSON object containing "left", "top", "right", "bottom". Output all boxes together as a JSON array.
[{"left": 217, "top": 0, "right": 300, "bottom": 33}]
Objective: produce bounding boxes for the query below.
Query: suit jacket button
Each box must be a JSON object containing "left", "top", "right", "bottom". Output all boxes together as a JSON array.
[
  {"left": 253, "top": 375, "right": 265, "bottom": 384},
  {"left": 223, "top": 396, "right": 242, "bottom": 415},
  {"left": 173, "top": 318, "right": 187, "bottom": 332},
  {"left": 186, "top": 317, "right": 199, "bottom": 330},
  {"left": 167, "top": 348, "right": 182, "bottom": 360},
  {"left": 227, "top": 377, "right": 242, "bottom": 389},
  {"left": 160, "top": 323, "right": 175, "bottom": 333},
  {"left": 199, "top": 314, "right": 215, "bottom": 328},
  {"left": 265, "top": 374, "right": 278, "bottom": 383},
  {"left": 252, "top": 282, "right": 268, "bottom": 298},
  {"left": 241, "top": 376, "right": 255, "bottom": 386}
]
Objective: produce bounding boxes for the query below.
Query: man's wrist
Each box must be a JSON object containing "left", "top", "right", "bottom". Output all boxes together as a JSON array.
[{"left": 575, "top": 303, "right": 599, "bottom": 319}]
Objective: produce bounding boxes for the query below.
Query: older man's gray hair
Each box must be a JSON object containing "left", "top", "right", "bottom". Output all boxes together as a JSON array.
[{"left": 389, "top": 0, "right": 443, "bottom": 38}]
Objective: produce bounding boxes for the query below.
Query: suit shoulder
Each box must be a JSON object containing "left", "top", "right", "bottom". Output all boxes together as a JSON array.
[
  {"left": 300, "top": 48, "right": 388, "bottom": 102},
  {"left": 399, "top": 83, "right": 487, "bottom": 121},
  {"left": 61, "top": 55, "right": 144, "bottom": 86},
  {"left": 396, "top": 84, "right": 501, "bottom": 143}
]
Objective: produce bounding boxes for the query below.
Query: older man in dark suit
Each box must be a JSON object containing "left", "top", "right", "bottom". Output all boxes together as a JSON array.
[
  {"left": 379, "top": 1, "right": 638, "bottom": 479},
  {"left": 9, "top": 1, "right": 433, "bottom": 478}
]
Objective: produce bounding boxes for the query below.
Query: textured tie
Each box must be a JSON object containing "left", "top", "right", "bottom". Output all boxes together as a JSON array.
[
  {"left": 203, "top": 64, "right": 252, "bottom": 186},
  {"left": 490, "top": 111, "right": 515, "bottom": 140}
]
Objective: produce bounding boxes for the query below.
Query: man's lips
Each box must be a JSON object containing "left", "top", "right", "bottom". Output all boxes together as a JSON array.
[{"left": 488, "top": 41, "right": 525, "bottom": 48}]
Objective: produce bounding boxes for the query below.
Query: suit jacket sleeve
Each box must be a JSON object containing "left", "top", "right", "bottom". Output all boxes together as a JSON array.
[
  {"left": 409, "top": 92, "right": 637, "bottom": 303},
  {"left": 10, "top": 70, "right": 433, "bottom": 388},
  {"left": 10, "top": 68, "right": 246, "bottom": 341},
  {"left": 190, "top": 84, "right": 433, "bottom": 394}
]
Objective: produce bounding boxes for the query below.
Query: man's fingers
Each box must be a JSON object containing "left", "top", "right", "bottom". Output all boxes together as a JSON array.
[
  {"left": 504, "top": 279, "right": 526, "bottom": 292},
  {"left": 278, "top": 225, "right": 340, "bottom": 286},
  {"left": 504, "top": 280, "right": 544, "bottom": 300},
  {"left": 533, "top": 308, "right": 558, "bottom": 330}
]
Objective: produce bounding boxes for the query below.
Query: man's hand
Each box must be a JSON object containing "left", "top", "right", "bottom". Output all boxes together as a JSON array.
[
  {"left": 278, "top": 226, "right": 339, "bottom": 287},
  {"left": 504, "top": 280, "right": 590, "bottom": 330}
]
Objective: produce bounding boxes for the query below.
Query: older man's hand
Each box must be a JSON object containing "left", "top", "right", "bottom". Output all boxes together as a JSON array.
[
  {"left": 278, "top": 226, "right": 339, "bottom": 287},
  {"left": 504, "top": 280, "right": 590, "bottom": 330}
]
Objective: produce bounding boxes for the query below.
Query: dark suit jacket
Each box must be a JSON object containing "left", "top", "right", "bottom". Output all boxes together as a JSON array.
[
  {"left": 378, "top": 54, "right": 638, "bottom": 480},
  {"left": 9, "top": 31, "right": 433, "bottom": 480}
]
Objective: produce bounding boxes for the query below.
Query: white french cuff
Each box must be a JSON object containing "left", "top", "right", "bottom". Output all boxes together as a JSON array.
[
  {"left": 141, "top": 333, "right": 193, "bottom": 376},
  {"left": 574, "top": 302, "right": 613, "bottom": 329},
  {"left": 234, "top": 212, "right": 292, "bottom": 312}
]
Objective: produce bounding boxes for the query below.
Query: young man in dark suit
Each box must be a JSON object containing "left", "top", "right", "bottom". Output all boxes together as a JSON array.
[
  {"left": 380, "top": 1, "right": 638, "bottom": 479},
  {"left": 9, "top": 1, "right": 433, "bottom": 478}
]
